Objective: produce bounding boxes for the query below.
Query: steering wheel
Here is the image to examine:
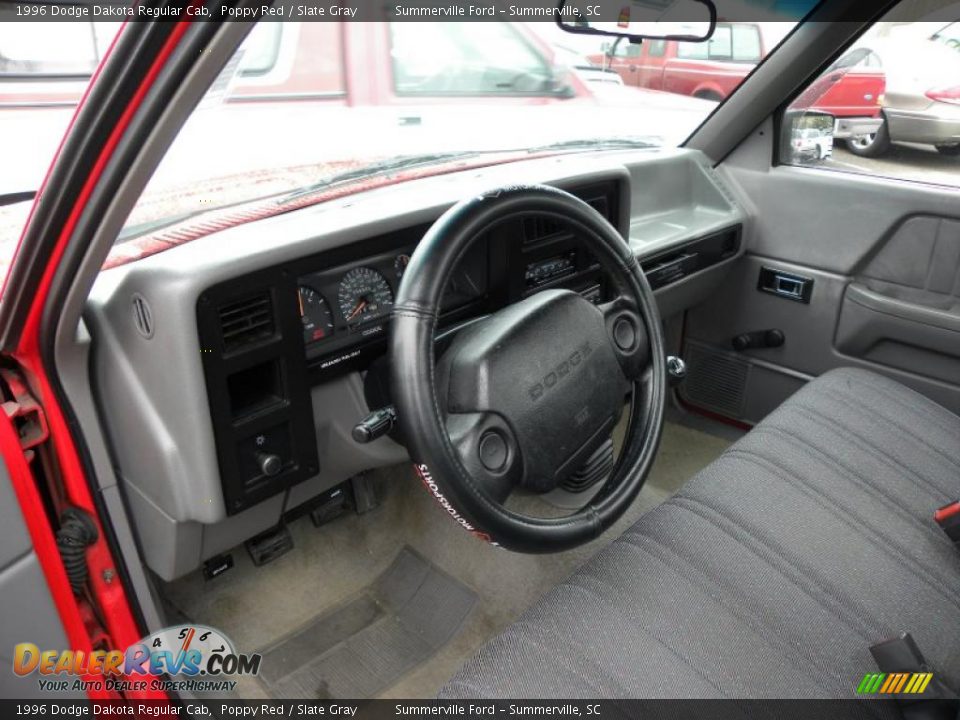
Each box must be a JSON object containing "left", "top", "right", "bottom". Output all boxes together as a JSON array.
[{"left": 390, "top": 185, "right": 666, "bottom": 552}]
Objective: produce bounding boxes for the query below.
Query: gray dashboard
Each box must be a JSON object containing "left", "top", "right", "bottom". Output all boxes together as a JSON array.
[{"left": 85, "top": 147, "right": 746, "bottom": 580}]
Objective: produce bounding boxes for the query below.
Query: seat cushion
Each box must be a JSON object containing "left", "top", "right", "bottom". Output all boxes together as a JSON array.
[{"left": 440, "top": 368, "right": 960, "bottom": 699}]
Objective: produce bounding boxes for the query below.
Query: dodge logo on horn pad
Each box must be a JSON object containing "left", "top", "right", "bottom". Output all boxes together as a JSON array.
[{"left": 528, "top": 341, "right": 593, "bottom": 402}]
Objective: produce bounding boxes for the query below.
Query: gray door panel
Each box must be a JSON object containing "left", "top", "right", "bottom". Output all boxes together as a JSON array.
[
  {"left": 682, "top": 129, "right": 960, "bottom": 422},
  {"left": 0, "top": 456, "right": 83, "bottom": 699},
  {"left": 0, "top": 453, "right": 31, "bottom": 566},
  {"left": 729, "top": 162, "right": 960, "bottom": 274}
]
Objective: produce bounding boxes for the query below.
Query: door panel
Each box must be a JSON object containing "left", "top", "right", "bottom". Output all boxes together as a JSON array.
[
  {"left": 681, "top": 123, "right": 960, "bottom": 422},
  {"left": 0, "top": 459, "right": 82, "bottom": 698}
]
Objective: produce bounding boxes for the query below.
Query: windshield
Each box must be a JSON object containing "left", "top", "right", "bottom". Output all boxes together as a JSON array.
[{"left": 0, "top": 12, "right": 810, "bottom": 262}]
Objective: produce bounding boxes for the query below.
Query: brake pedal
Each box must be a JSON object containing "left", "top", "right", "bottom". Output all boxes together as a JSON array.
[
  {"left": 309, "top": 483, "right": 353, "bottom": 527},
  {"left": 245, "top": 525, "right": 294, "bottom": 567}
]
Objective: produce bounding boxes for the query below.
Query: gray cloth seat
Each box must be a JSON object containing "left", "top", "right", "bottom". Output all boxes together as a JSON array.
[{"left": 441, "top": 368, "right": 960, "bottom": 699}]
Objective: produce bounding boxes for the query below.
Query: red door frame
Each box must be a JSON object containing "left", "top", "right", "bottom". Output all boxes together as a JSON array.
[{"left": 2, "top": 12, "right": 201, "bottom": 702}]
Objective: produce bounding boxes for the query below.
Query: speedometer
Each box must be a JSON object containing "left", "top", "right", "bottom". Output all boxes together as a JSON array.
[{"left": 337, "top": 267, "right": 394, "bottom": 327}]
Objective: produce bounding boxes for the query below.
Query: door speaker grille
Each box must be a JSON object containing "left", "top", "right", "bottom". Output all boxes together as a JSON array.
[{"left": 680, "top": 341, "right": 749, "bottom": 419}]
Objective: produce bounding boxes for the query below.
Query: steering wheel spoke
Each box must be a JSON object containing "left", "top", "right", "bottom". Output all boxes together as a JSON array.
[
  {"left": 600, "top": 296, "right": 650, "bottom": 382},
  {"left": 445, "top": 411, "right": 521, "bottom": 504}
]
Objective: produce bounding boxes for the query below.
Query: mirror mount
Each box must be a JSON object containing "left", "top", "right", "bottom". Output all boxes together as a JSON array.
[{"left": 555, "top": 0, "right": 717, "bottom": 44}]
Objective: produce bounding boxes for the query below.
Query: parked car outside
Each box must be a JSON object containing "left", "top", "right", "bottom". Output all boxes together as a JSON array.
[
  {"left": 0, "top": 21, "right": 715, "bottom": 198},
  {"left": 791, "top": 127, "right": 834, "bottom": 161},
  {"left": 931, "top": 21, "right": 960, "bottom": 50},
  {"left": 588, "top": 22, "right": 886, "bottom": 140},
  {"left": 552, "top": 44, "right": 624, "bottom": 86},
  {"left": 844, "top": 25, "right": 960, "bottom": 157}
]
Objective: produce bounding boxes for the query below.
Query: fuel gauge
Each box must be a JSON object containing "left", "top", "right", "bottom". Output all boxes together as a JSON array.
[{"left": 298, "top": 286, "right": 335, "bottom": 345}]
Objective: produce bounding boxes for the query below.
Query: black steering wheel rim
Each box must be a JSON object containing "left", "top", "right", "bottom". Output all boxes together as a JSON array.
[{"left": 390, "top": 185, "right": 666, "bottom": 552}]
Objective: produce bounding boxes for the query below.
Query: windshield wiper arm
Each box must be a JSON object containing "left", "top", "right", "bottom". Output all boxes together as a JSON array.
[
  {"left": 0, "top": 190, "right": 36, "bottom": 207},
  {"left": 279, "top": 152, "right": 482, "bottom": 204}
]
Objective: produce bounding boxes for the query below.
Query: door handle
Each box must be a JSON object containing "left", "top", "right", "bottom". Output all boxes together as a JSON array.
[{"left": 758, "top": 267, "right": 813, "bottom": 303}]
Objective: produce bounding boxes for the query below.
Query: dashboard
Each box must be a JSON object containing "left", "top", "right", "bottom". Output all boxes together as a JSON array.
[
  {"left": 195, "top": 182, "right": 620, "bottom": 515},
  {"left": 85, "top": 149, "right": 749, "bottom": 580}
]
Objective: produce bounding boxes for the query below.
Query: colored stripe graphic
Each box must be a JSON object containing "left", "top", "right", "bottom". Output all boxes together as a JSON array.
[
  {"left": 879, "top": 674, "right": 897, "bottom": 693},
  {"left": 857, "top": 673, "right": 885, "bottom": 694},
  {"left": 859, "top": 672, "right": 934, "bottom": 695},
  {"left": 903, "top": 674, "right": 919, "bottom": 694},
  {"left": 893, "top": 674, "right": 909, "bottom": 693}
]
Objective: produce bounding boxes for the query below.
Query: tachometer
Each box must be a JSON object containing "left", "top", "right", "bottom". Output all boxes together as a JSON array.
[
  {"left": 298, "top": 286, "right": 335, "bottom": 344},
  {"left": 338, "top": 267, "right": 394, "bottom": 326}
]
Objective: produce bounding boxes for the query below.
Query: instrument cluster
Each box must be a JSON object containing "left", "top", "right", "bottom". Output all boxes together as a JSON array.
[
  {"left": 296, "top": 242, "right": 486, "bottom": 372},
  {"left": 297, "top": 252, "right": 406, "bottom": 349}
]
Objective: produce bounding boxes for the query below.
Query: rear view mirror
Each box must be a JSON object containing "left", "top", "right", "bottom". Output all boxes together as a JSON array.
[{"left": 557, "top": 0, "right": 717, "bottom": 43}]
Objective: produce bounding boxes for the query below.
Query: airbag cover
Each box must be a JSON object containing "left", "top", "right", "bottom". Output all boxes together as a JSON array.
[{"left": 439, "top": 289, "right": 627, "bottom": 492}]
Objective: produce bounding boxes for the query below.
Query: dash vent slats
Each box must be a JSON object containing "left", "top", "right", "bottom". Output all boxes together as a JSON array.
[{"left": 218, "top": 292, "right": 275, "bottom": 352}]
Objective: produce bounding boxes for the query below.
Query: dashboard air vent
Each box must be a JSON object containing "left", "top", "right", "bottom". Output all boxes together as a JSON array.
[
  {"left": 131, "top": 294, "right": 154, "bottom": 339},
  {"left": 218, "top": 292, "right": 275, "bottom": 352},
  {"left": 522, "top": 216, "right": 568, "bottom": 247},
  {"left": 585, "top": 196, "right": 609, "bottom": 219}
]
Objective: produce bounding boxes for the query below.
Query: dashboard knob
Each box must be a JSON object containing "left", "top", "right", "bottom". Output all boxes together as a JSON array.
[
  {"left": 257, "top": 452, "right": 283, "bottom": 477},
  {"left": 666, "top": 356, "right": 687, "bottom": 387}
]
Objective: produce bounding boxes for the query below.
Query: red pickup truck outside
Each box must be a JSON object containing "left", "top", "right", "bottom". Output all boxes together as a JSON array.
[
  {"left": 588, "top": 22, "right": 886, "bottom": 139},
  {"left": 0, "top": 22, "right": 592, "bottom": 107},
  {"left": 0, "top": 21, "right": 719, "bottom": 198}
]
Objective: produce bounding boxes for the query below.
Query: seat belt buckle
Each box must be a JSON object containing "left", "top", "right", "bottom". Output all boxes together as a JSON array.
[
  {"left": 871, "top": 632, "right": 929, "bottom": 676},
  {"left": 934, "top": 501, "right": 960, "bottom": 543},
  {"left": 870, "top": 632, "right": 957, "bottom": 706}
]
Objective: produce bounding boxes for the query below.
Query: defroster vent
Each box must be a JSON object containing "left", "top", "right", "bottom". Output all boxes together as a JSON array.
[{"left": 218, "top": 292, "right": 275, "bottom": 352}]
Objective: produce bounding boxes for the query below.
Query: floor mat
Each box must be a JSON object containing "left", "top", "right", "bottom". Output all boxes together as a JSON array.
[
  {"left": 162, "top": 421, "right": 731, "bottom": 699},
  {"left": 256, "top": 547, "right": 476, "bottom": 699}
]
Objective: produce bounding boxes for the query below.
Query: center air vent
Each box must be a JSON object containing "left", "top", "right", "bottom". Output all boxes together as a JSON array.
[
  {"left": 585, "top": 195, "right": 609, "bottom": 218},
  {"left": 522, "top": 216, "right": 569, "bottom": 247},
  {"left": 218, "top": 292, "right": 275, "bottom": 352}
]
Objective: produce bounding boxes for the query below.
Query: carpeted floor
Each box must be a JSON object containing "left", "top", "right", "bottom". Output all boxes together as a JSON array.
[{"left": 161, "top": 420, "right": 734, "bottom": 700}]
